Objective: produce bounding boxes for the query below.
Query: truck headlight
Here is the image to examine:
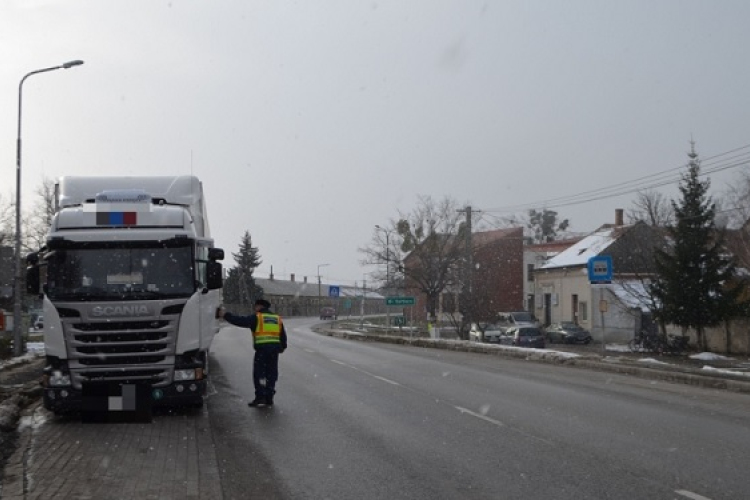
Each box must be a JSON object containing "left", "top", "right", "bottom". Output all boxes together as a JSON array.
[
  {"left": 46, "top": 370, "right": 72, "bottom": 387},
  {"left": 174, "top": 369, "right": 197, "bottom": 381}
]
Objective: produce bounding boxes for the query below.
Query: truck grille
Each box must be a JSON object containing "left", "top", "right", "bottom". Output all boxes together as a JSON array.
[{"left": 63, "top": 308, "right": 180, "bottom": 390}]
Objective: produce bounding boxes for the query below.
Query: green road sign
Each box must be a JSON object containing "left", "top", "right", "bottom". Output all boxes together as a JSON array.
[{"left": 385, "top": 296, "right": 416, "bottom": 306}]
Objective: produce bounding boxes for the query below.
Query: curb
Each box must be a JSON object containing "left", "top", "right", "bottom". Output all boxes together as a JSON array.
[{"left": 317, "top": 328, "right": 750, "bottom": 395}]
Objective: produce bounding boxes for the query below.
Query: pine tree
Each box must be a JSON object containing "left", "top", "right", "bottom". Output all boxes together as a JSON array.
[
  {"left": 223, "top": 231, "right": 263, "bottom": 307},
  {"left": 651, "top": 143, "right": 744, "bottom": 350}
]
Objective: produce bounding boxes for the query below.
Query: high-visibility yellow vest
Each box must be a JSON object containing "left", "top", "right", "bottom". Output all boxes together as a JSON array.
[{"left": 254, "top": 313, "right": 283, "bottom": 346}]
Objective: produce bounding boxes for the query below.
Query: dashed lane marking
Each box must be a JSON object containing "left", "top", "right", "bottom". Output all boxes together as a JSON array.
[
  {"left": 454, "top": 406, "right": 505, "bottom": 427},
  {"left": 675, "top": 490, "right": 712, "bottom": 500}
]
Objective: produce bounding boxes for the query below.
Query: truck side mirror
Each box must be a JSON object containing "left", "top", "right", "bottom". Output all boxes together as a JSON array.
[
  {"left": 207, "top": 261, "right": 223, "bottom": 290},
  {"left": 209, "top": 248, "right": 224, "bottom": 261},
  {"left": 26, "top": 263, "right": 40, "bottom": 295}
]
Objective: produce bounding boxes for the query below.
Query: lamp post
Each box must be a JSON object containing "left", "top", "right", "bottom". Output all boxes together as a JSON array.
[
  {"left": 13, "top": 60, "right": 83, "bottom": 356},
  {"left": 375, "top": 225, "right": 393, "bottom": 334},
  {"left": 317, "top": 263, "right": 330, "bottom": 307}
]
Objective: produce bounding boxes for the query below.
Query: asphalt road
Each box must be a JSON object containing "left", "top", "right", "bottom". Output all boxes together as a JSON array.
[{"left": 209, "top": 317, "right": 750, "bottom": 500}]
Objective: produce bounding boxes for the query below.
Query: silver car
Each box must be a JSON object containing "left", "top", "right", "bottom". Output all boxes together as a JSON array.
[{"left": 469, "top": 322, "right": 504, "bottom": 343}]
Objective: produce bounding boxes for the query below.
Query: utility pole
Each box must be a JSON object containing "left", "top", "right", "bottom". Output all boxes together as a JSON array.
[{"left": 457, "top": 205, "right": 478, "bottom": 338}]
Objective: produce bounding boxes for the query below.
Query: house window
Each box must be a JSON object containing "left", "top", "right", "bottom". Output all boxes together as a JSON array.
[
  {"left": 527, "top": 263, "right": 534, "bottom": 282},
  {"left": 579, "top": 301, "right": 588, "bottom": 321}
]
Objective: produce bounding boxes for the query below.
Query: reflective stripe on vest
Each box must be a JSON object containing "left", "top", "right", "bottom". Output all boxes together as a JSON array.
[{"left": 254, "top": 313, "right": 282, "bottom": 345}]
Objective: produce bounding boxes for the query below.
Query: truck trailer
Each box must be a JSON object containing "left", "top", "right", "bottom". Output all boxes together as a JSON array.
[{"left": 26, "top": 176, "right": 224, "bottom": 414}]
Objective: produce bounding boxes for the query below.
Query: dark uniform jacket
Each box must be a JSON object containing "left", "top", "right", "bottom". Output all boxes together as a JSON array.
[{"left": 224, "top": 307, "right": 288, "bottom": 351}]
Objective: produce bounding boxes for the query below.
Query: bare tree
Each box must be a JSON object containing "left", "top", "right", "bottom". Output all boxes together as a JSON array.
[
  {"left": 360, "top": 195, "right": 467, "bottom": 324},
  {"left": 0, "top": 193, "right": 15, "bottom": 247},
  {"left": 626, "top": 189, "right": 674, "bottom": 227},
  {"left": 26, "top": 176, "right": 57, "bottom": 251},
  {"left": 723, "top": 169, "right": 750, "bottom": 229}
]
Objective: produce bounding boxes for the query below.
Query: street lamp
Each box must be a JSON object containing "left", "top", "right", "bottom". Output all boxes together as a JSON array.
[
  {"left": 13, "top": 60, "right": 83, "bottom": 356},
  {"left": 375, "top": 225, "right": 393, "bottom": 334},
  {"left": 317, "top": 263, "right": 330, "bottom": 305}
]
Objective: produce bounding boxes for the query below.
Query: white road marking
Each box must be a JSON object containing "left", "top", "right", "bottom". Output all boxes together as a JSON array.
[
  {"left": 303, "top": 348, "right": 316, "bottom": 353},
  {"left": 373, "top": 375, "right": 400, "bottom": 386},
  {"left": 455, "top": 406, "right": 505, "bottom": 427},
  {"left": 329, "top": 358, "right": 553, "bottom": 445},
  {"left": 675, "top": 490, "right": 712, "bottom": 500}
]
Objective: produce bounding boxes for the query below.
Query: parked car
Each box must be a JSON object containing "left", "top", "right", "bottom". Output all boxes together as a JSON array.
[
  {"left": 497, "top": 311, "right": 540, "bottom": 330},
  {"left": 319, "top": 307, "right": 337, "bottom": 320},
  {"left": 546, "top": 322, "right": 592, "bottom": 344},
  {"left": 34, "top": 316, "right": 44, "bottom": 330},
  {"left": 506, "top": 326, "right": 546, "bottom": 348},
  {"left": 469, "top": 322, "right": 504, "bottom": 343}
]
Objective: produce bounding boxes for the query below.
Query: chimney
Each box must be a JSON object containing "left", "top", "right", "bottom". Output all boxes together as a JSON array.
[
  {"left": 290, "top": 273, "right": 295, "bottom": 282},
  {"left": 615, "top": 208, "right": 624, "bottom": 226},
  {"left": 270, "top": 265, "right": 274, "bottom": 281},
  {"left": 304, "top": 276, "right": 308, "bottom": 283}
]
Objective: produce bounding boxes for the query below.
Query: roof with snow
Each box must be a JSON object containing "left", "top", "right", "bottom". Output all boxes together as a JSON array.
[{"left": 541, "top": 225, "right": 629, "bottom": 269}]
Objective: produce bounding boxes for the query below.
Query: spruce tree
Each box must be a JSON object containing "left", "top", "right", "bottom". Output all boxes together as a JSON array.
[
  {"left": 223, "top": 231, "right": 263, "bottom": 307},
  {"left": 652, "top": 143, "right": 743, "bottom": 350}
]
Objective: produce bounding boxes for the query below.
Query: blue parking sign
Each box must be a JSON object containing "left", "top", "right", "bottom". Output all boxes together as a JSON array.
[
  {"left": 329, "top": 286, "right": 340, "bottom": 298},
  {"left": 587, "top": 256, "right": 613, "bottom": 283}
]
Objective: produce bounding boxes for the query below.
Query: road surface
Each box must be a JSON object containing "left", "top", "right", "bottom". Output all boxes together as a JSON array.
[{"left": 208, "top": 317, "right": 750, "bottom": 500}]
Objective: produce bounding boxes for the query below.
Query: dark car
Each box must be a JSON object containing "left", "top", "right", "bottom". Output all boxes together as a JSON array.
[
  {"left": 546, "top": 322, "right": 592, "bottom": 344},
  {"left": 319, "top": 307, "right": 337, "bottom": 320},
  {"left": 507, "top": 326, "right": 546, "bottom": 348}
]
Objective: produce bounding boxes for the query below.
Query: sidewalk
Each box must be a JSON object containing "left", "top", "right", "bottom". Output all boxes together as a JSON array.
[{"left": 0, "top": 358, "right": 223, "bottom": 500}]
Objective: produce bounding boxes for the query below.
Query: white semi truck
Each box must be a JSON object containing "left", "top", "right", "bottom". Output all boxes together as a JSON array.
[{"left": 26, "top": 176, "right": 224, "bottom": 414}]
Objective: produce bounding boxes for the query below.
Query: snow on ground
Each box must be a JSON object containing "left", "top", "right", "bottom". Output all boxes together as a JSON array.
[
  {"left": 701, "top": 366, "right": 750, "bottom": 378},
  {"left": 605, "top": 344, "right": 630, "bottom": 353},
  {"left": 0, "top": 343, "right": 45, "bottom": 371},
  {"left": 690, "top": 352, "right": 734, "bottom": 361},
  {"left": 637, "top": 357, "right": 670, "bottom": 365},
  {"left": 18, "top": 407, "right": 50, "bottom": 431}
]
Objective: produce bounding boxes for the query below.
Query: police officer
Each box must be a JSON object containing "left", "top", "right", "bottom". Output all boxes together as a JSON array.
[{"left": 218, "top": 299, "right": 287, "bottom": 407}]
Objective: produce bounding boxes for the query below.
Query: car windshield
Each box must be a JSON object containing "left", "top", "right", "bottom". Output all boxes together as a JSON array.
[
  {"left": 518, "top": 328, "right": 540, "bottom": 337},
  {"left": 481, "top": 323, "right": 502, "bottom": 332},
  {"left": 561, "top": 323, "right": 583, "bottom": 331},
  {"left": 511, "top": 312, "right": 535, "bottom": 323}
]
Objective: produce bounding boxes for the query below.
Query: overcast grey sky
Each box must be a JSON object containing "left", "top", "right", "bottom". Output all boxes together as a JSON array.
[{"left": 1, "top": 1, "right": 749, "bottom": 287}]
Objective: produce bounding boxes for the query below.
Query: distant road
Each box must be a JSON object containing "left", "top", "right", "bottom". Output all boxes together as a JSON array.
[{"left": 209, "top": 317, "right": 750, "bottom": 500}]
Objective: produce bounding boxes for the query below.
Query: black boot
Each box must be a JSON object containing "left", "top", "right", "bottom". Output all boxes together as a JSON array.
[{"left": 248, "top": 398, "right": 266, "bottom": 407}]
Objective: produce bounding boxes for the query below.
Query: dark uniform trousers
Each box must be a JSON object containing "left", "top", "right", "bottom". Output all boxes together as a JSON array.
[{"left": 254, "top": 346, "right": 281, "bottom": 400}]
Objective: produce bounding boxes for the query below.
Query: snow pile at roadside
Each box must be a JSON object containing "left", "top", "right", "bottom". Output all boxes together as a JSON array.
[
  {"left": 701, "top": 366, "right": 750, "bottom": 378},
  {"left": 637, "top": 357, "right": 670, "bottom": 366},
  {"left": 0, "top": 343, "right": 45, "bottom": 371},
  {"left": 18, "top": 408, "right": 49, "bottom": 432},
  {"left": 605, "top": 344, "right": 631, "bottom": 353},
  {"left": 690, "top": 352, "right": 734, "bottom": 361}
]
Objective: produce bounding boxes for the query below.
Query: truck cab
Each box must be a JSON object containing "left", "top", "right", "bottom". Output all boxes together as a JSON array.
[{"left": 27, "top": 176, "right": 224, "bottom": 414}]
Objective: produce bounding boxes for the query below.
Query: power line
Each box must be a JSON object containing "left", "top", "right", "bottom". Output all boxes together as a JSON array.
[{"left": 483, "top": 143, "right": 750, "bottom": 214}]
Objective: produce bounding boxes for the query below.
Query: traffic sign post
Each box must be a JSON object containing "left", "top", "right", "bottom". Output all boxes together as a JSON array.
[
  {"left": 385, "top": 296, "right": 416, "bottom": 306},
  {"left": 328, "top": 286, "right": 340, "bottom": 298},
  {"left": 587, "top": 256, "right": 613, "bottom": 353}
]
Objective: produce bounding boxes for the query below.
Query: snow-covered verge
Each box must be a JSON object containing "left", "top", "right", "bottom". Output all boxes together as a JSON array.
[{"left": 0, "top": 343, "right": 45, "bottom": 372}]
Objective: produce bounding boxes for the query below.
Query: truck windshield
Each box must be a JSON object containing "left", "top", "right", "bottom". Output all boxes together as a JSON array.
[{"left": 46, "top": 245, "right": 195, "bottom": 301}]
